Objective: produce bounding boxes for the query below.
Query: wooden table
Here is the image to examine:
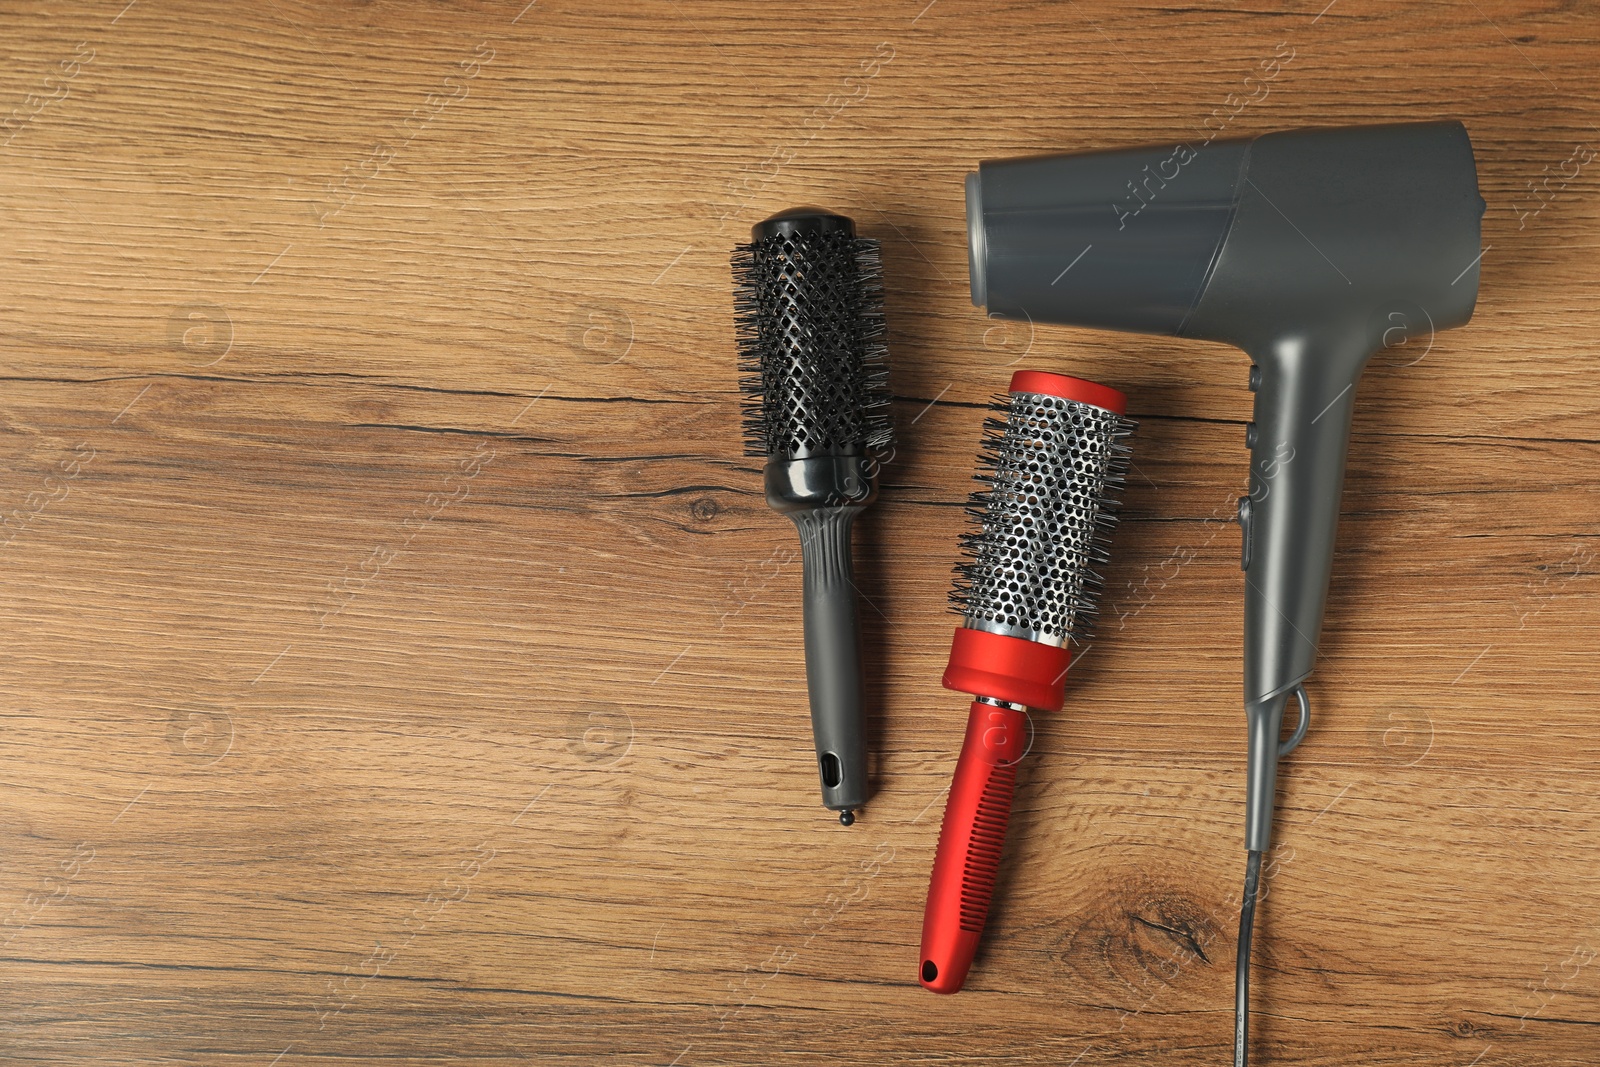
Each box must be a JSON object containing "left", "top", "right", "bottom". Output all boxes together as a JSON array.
[{"left": 1, "top": 1, "right": 1596, "bottom": 1063}]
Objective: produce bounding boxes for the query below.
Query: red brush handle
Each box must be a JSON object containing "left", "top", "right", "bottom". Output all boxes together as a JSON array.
[{"left": 918, "top": 699, "right": 1027, "bottom": 994}]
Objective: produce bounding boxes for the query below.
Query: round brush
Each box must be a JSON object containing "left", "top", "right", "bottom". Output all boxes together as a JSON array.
[
  {"left": 731, "top": 207, "right": 892, "bottom": 824},
  {"left": 919, "top": 370, "right": 1133, "bottom": 993}
]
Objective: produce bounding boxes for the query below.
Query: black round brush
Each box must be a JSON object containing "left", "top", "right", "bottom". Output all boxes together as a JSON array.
[{"left": 731, "top": 207, "right": 892, "bottom": 824}]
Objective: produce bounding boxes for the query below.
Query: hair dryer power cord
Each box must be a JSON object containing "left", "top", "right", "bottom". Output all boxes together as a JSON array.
[{"left": 1233, "top": 848, "right": 1263, "bottom": 1067}]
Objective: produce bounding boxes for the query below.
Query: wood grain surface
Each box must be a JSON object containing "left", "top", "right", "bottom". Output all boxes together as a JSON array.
[{"left": 1, "top": 1, "right": 1597, "bottom": 1064}]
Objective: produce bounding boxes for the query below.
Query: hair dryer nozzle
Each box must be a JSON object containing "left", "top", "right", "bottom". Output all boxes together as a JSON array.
[{"left": 966, "top": 140, "right": 1248, "bottom": 333}]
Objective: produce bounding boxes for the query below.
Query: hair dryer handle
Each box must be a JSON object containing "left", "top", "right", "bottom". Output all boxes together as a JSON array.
[{"left": 1240, "top": 331, "right": 1368, "bottom": 850}]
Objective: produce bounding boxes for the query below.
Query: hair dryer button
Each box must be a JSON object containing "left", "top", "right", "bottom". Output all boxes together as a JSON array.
[
  {"left": 1248, "top": 366, "right": 1261, "bottom": 392},
  {"left": 1245, "top": 422, "right": 1258, "bottom": 449},
  {"left": 1237, "top": 495, "right": 1253, "bottom": 571}
]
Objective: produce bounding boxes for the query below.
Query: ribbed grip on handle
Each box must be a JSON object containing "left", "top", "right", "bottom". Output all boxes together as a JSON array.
[
  {"left": 919, "top": 700, "right": 1027, "bottom": 994},
  {"left": 790, "top": 506, "right": 869, "bottom": 812}
]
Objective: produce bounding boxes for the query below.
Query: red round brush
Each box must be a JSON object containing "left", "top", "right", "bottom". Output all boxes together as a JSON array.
[{"left": 919, "top": 369, "right": 1134, "bottom": 994}]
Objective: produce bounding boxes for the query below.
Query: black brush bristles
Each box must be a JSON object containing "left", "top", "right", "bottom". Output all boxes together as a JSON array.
[
  {"left": 950, "top": 390, "right": 1134, "bottom": 645},
  {"left": 732, "top": 226, "right": 892, "bottom": 459}
]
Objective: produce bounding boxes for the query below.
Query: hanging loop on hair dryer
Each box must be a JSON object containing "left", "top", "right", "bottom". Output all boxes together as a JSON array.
[{"left": 1278, "top": 684, "right": 1310, "bottom": 758}]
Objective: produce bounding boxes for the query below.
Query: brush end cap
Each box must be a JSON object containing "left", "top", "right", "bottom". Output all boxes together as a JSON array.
[
  {"left": 752, "top": 207, "right": 856, "bottom": 242},
  {"left": 1009, "top": 369, "right": 1129, "bottom": 416}
]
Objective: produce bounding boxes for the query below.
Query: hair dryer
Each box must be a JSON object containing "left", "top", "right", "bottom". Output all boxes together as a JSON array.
[{"left": 964, "top": 120, "right": 1484, "bottom": 1064}]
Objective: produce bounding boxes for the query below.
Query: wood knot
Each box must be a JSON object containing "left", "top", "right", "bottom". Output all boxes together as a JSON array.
[
  {"left": 1046, "top": 872, "right": 1223, "bottom": 996},
  {"left": 689, "top": 496, "right": 722, "bottom": 523}
]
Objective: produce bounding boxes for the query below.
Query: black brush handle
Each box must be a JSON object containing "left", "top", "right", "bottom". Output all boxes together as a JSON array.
[{"left": 790, "top": 506, "right": 869, "bottom": 814}]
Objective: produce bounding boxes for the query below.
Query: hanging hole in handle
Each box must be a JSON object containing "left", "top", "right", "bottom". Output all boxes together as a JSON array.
[
  {"left": 1278, "top": 684, "right": 1311, "bottom": 758},
  {"left": 819, "top": 752, "right": 842, "bottom": 788}
]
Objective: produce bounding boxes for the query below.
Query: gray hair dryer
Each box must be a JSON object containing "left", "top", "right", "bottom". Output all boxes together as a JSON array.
[{"left": 964, "top": 120, "right": 1484, "bottom": 1064}]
